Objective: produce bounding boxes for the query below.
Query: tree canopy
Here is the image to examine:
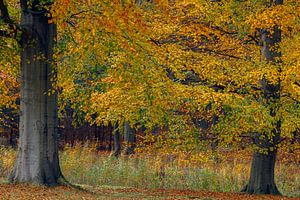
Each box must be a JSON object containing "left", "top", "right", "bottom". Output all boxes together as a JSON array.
[{"left": 49, "top": 0, "right": 300, "bottom": 152}]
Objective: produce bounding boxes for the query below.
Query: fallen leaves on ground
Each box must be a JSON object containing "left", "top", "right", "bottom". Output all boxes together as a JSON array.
[{"left": 0, "top": 184, "right": 299, "bottom": 200}]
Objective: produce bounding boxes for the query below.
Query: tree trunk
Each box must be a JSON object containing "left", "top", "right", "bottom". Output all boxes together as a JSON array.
[
  {"left": 112, "top": 123, "right": 121, "bottom": 157},
  {"left": 243, "top": 0, "right": 282, "bottom": 195},
  {"left": 9, "top": 8, "right": 62, "bottom": 185},
  {"left": 242, "top": 151, "right": 280, "bottom": 194},
  {"left": 123, "top": 122, "right": 136, "bottom": 155}
]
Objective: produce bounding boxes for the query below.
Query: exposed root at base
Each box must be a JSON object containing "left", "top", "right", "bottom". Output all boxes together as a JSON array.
[
  {"left": 57, "top": 176, "right": 95, "bottom": 194},
  {"left": 241, "top": 184, "right": 282, "bottom": 195}
]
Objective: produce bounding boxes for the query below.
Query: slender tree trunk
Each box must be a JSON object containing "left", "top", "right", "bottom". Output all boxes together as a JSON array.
[
  {"left": 112, "top": 123, "right": 121, "bottom": 157},
  {"left": 9, "top": 7, "right": 62, "bottom": 185},
  {"left": 243, "top": 0, "right": 282, "bottom": 195},
  {"left": 123, "top": 122, "right": 136, "bottom": 155}
]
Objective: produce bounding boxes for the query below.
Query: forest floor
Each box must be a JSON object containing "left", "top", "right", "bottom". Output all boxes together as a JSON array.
[{"left": 0, "top": 184, "right": 299, "bottom": 200}]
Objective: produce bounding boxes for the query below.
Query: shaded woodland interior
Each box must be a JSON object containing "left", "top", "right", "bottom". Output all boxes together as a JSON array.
[{"left": 0, "top": 114, "right": 117, "bottom": 150}]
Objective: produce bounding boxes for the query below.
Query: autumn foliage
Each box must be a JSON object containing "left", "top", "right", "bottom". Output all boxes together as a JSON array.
[
  {"left": 0, "top": 0, "right": 299, "bottom": 197},
  {"left": 49, "top": 0, "right": 300, "bottom": 152}
]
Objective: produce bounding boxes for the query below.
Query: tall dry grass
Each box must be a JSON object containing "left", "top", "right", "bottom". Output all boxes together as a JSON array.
[{"left": 0, "top": 143, "right": 299, "bottom": 197}]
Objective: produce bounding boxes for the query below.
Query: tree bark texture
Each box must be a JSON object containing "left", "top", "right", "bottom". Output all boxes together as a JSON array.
[
  {"left": 9, "top": 7, "right": 62, "bottom": 185},
  {"left": 242, "top": 151, "right": 280, "bottom": 194}
]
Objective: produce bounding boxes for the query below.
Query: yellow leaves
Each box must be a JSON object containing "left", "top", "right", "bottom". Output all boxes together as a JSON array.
[
  {"left": 0, "top": 31, "right": 19, "bottom": 118},
  {"left": 101, "top": 76, "right": 117, "bottom": 84},
  {"left": 0, "top": 146, "right": 16, "bottom": 173},
  {"left": 246, "top": 3, "right": 300, "bottom": 34},
  {"left": 0, "top": 69, "right": 19, "bottom": 109},
  {"left": 280, "top": 41, "right": 300, "bottom": 101},
  {"left": 282, "top": 33, "right": 300, "bottom": 64},
  {"left": 281, "top": 66, "right": 300, "bottom": 99},
  {"left": 49, "top": 0, "right": 300, "bottom": 154},
  {"left": 90, "top": 83, "right": 146, "bottom": 125},
  {"left": 279, "top": 101, "right": 300, "bottom": 140}
]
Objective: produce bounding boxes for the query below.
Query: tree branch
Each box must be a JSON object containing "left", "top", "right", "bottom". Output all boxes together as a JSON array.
[
  {"left": 0, "top": 0, "right": 22, "bottom": 39},
  {"left": 0, "top": 29, "right": 9, "bottom": 37},
  {"left": 189, "top": 46, "right": 242, "bottom": 60},
  {"left": 281, "top": 94, "right": 300, "bottom": 104},
  {"left": 150, "top": 36, "right": 242, "bottom": 60},
  {"left": 181, "top": 17, "right": 238, "bottom": 36},
  {"left": 69, "top": 10, "right": 91, "bottom": 19},
  {"left": 20, "top": 0, "right": 28, "bottom": 10},
  {"left": 0, "top": 0, "right": 13, "bottom": 24}
]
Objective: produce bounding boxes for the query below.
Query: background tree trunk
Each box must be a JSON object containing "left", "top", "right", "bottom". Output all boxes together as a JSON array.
[
  {"left": 123, "top": 122, "right": 136, "bottom": 155},
  {"left": 9, "top": 7, "right": 62, "bottom": 185},
  {"left": 112, "top": 123, "right": 121, "bottom": 157}
]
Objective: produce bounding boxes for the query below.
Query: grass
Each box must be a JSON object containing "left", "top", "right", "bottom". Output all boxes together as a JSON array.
[
  {"left": 58, "top": 144, "right": 249, "bottom": 192},
  {"left": 0, "top": 144, "right": 299, "bottom": 198}
]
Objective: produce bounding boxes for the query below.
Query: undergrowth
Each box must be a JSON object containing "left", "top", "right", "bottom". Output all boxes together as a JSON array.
[{"left": 0, "top": 144, "right": 299, "bottom": 197}]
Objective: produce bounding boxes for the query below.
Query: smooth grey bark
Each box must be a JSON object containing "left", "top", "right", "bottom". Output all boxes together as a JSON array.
[
  {"left": 123, "top": 122, "right": 136, "bottom": 155},
  {"left": 9, "top": 3, "right": 62, "bottom": 185},
  {"left": 243, "top": 0, "right": 282, "bottom": 195},
  {"left": 112, "top": 123, "right": 121, "bottom": 157}
]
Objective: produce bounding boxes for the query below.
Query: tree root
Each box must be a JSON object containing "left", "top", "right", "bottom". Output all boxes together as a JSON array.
[
  {"left": 241, "top": 184, "right": 282, "bottom": 195},
  {"left": 57, "top": 175, "right": 96, "bottom": 194}
]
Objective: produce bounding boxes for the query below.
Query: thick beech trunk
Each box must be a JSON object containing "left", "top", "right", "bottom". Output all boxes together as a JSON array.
[
  {"left": 242, "top": 151, "right": 280, "bottom": 194},
  {"left": 9, "top": 8, "right": 62, "bottom": 185},
  {"left": 243, "top": 0, "right": 282, "bottom": 195}
]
